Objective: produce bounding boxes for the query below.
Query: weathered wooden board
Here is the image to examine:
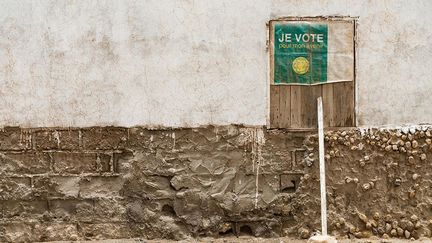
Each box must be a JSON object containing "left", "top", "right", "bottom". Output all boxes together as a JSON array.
[
  {"left": 270, "top": 85, "right": 281, "bottom": 128},
  {"left": 322, "top": 83, "right": 334, "bottom": 127},
  {"left": 279, "top": 85, "right": 291, "bottom": 128},
  {"left": 332, "top": 82, "right": 355, "bottom": 127},
  {"left": 270, "top": 82, "right": 355, "bottom": 129},
  {"left": 290, "top": 85, "right": 302, "bottom": 128},
  {"left": 301, "top": 85, "right": 322, "bottom": 128}
]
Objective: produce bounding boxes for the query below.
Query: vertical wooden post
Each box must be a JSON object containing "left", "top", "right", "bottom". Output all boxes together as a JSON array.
[{"left": 317, "top": 97, "right": 327, "bottom": 236}]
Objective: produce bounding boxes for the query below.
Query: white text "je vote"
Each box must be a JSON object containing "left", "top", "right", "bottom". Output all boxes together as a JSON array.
[{"left": 278, "top": 33, "right": 324, "bottom": 43}]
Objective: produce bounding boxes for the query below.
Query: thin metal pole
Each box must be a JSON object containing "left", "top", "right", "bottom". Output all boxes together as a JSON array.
[{"left": 317, "top": 97, "right": 327, "bottom": 236}]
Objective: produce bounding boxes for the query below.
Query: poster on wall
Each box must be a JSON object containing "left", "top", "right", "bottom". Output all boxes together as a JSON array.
[{"left": 271, "top": 20, "right": 355, "bottom": 85}]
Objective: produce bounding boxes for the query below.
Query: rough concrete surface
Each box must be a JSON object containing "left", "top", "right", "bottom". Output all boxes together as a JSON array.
[
  {"left": 2, "top": 125, "right": 432, "bottom": 242},
  {"left": 0, "top": 1, "right": 432, "bottom": 127}
]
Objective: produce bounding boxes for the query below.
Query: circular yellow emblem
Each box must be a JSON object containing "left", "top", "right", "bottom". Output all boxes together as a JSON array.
[{"left": 292, "top": 57, "right": 309, "bottom": 75}]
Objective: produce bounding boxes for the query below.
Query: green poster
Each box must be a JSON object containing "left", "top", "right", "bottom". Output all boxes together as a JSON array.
[{"left": 274, "top": 22, "right": 328, "bottom": 85}]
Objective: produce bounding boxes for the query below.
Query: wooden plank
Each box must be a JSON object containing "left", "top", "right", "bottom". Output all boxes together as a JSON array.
[
  {"left": 279, "top": 85, "right": 291, "bottom": 128},
  {"left": 301, "top": 85, "right": 322, "bottom": 128},
  {"left": 290, "top": 86, "right": 302, "bottom": 128},
  {"left": 269, "top": 85, "right": 281, "bottom": 128},
  {"left": 333, "top": 82, "right": 355, "bottom": 127},
  {"left": 322, "top": 83, "right": 334, "bottom": 127}
]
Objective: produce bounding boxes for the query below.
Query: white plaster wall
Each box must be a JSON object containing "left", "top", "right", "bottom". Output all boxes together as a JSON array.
[{"left": 0, "top": 0, "right": 431, "bottom": 127}]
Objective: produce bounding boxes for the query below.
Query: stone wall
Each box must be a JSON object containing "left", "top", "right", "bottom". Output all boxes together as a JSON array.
[{"left": 1, "top": 126, "right": 432, "bottom": 242}]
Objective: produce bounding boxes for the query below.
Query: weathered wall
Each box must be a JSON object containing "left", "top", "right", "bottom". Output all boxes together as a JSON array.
[
  {"left": 2, "top": 126, "right": 432, "bottom": 241},
  {"left": 0, "top": 0, "right": 431, "bottom": 127}
]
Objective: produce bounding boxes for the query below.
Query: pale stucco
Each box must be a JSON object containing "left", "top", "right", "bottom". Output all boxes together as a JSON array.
[{"left": 0, "top": 0, "right": 431, "bottom": 127}]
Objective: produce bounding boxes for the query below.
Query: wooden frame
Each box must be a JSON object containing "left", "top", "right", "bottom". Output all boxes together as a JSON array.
[{"left": 268, "top": 16, "right": 358, "bottom": 130}]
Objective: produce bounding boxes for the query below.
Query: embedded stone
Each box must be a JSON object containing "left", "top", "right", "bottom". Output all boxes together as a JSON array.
[
  {"left": 358, "top": 212, "right": 368, "bottom": 223},
  {"left": 362, "top": 183, "right": 371, "bottom": 191},
  {"left": 408, "top": 156, "right": 415, "bottom": 164},
  {"left": 412, "top": 174, "right": 419, "bottom": 180},
  {"left": 394, "top": 178, "right": 402, "bottom": 186},
  {"left": 397, "top": 131, "right": 403, "bottom": 137},
  {"left": 421, "top": 153, "right": 427, "bottom": 160},
  {"left": 406, "top": 221, "right": 414, "bottom": 231},
  {"left": 305, "top": 157, "right": 314, "bottom": 166},
  {"left": 298, "top": 227, "right": 310, "bottom": 239},
  {"left": 408, "top": 134, "right": 414, "bottom": 141},
  {"left": 397, "top": 227, "right": 404, "bottom": 236},
  {"left": 373, "top": 212, "right": 380, "bottom": 220},
  {"left": 355, "top": 231, "right": 371, "bottom": 238},
  {"left": 409, "top": 190, "right": 416, "bottom": 198},
  {"left": 390, "top": 229, "right": 397, "bottom": 236},
  {"left": 385, "top": 214, "right": 392, "bottom": 222},
  {"left": 405, "top": 141, "right": 412, "bottom": 148},
  {"left": 404, "top": 230, "right": 411, "bottom": 239},
  {"left": 377, "top": 226, "right": 385, "bottom": 235},
  {"left": 412, "top": 140, "right": 419, "bottom": 148},
  {"left": 370, "top": 219, "right": 378, "bottom": 228},
  {"left": 385, "top": 223, "right": 392, "bottom": 233}
]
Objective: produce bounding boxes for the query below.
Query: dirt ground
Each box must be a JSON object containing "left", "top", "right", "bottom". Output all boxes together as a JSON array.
[{"left": 42, "top": 236, "right": 432, "bottom": 243}]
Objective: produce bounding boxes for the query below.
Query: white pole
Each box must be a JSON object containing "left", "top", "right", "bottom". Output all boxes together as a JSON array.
[{"left": 317, "top": 97, "right": 327, "bottom": 236}]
